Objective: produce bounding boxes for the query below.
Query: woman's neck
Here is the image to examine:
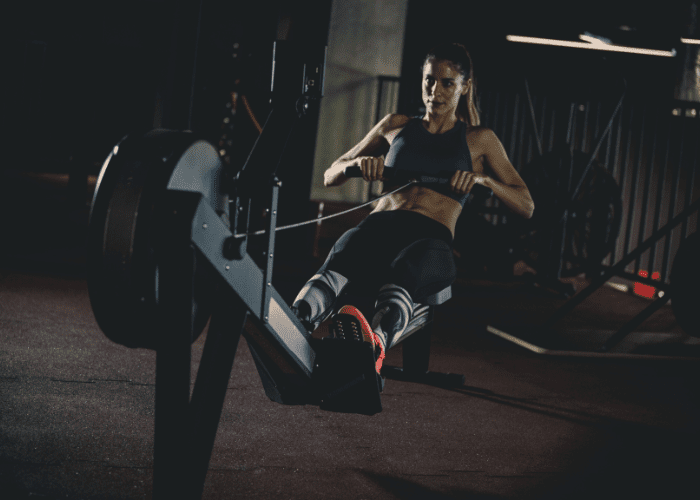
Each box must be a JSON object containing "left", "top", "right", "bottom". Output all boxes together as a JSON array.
[{"left": 421, "top": 112, "right": 460, "bottom": 134}]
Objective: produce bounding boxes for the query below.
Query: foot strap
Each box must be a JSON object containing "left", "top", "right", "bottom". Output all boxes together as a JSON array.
[{"left": 373, "top": 284, "right": 414, "bottom": 350}]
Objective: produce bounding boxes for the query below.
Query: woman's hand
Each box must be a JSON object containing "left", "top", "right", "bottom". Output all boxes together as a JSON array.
[
  {"left": 357, "top": 156, "right": 387, "bottom": 182},
  {"left": 450, "top": 170, "right": 489, "bottom": 195}
]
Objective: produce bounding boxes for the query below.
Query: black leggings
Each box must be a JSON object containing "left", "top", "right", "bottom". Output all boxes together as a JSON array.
[{"left": 316, "top": 210, "right": 457, "bottom": 307}]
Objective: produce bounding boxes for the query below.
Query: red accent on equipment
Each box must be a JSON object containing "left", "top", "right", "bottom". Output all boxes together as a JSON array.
[{"left": 633, "top": 270, "right": 660, "bottom": 299}]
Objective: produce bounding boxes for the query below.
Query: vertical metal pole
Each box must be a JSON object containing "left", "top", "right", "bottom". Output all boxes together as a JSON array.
[
  {"left": 499, "top": 92, "right": 509, "bottom": 142},
  {"left": 611, "top": 103, "right": 625, "bottom": 181},
  {"left": 609, "top": 102, "right": 625, "bottom": 265},
  {"left": 648, "top": 122, "right": 672, "bottom": 279},
  {"left": 517, "top": 93, "right": 528, "bottom": 176},
  {"left": 635, "top": 113, "right": 658, "bottom": 275},
  {"left": 375, "top": 77, "right": 385, "bottom": 126},
  {"left": 623, "top": 107, "right": 645, "bottom": 258},
  {"left": 566, "top": 103, "right": 575, "bottom": 145},
  {"left": 582, "top": 100, "right": 591, "bottom": 152},
  {"left": 681, "top": 120, "right": 698, "bottom": 239},
  {"left": 548, "top": 103, "right": 556, "bottom": 151},
  {"left": 508, "top": 92, "right": 520, "bottom": 164},
  {"left": 618, "top": 105, "right": 634, "bottom": 263},
  {"left": 559, "top": 146, "right": 577, "bottom": 279},
  {"left": 540, "top": 95, "right": 548, "bottom": 156},
  {"left": 524, "top": 79, "right": 543, "bottom": 157},
  {"left": 600, "top": 101, "right": 610, "bottom": 167},
  {"left": 662, "top": 116, "right": 684, "bottom": 282},
  {"left": 493, "top": 91, "right": 502, "bottom": 140}
]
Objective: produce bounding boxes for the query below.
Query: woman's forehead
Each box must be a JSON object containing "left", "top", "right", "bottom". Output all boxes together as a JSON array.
[{"left": 423, "top": 59, "right": 463, "bottom": 79}]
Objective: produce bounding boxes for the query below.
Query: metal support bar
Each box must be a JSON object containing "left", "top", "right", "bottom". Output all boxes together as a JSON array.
[
  {"left": 151, "top": 192, "right": 254, "bottom": 499},
  {"left": 152, "top": 199, "right": 197, "bottom": 500},
  {"left": 599, "top": 292, "right": 672, "bottom": 352},
  {"left": 544, "top": 197, "right": 700, "bottom": 329},
  {"left": 189, "top": 192, "right": 315, "bottom": 378},
  {"left": 402, "top": 307, "right": 434, "bottom": 374},
  {"left": 153, "top": 343, "right": 192, "bottom": 499},
  {"left": 262, "top": 181, "right": 280, "bottom": 322},
  {"left": 525, "top": 78, "right": 543, "bottom": 156},
  {"left": 561, "top": 83, "right": 626, "bottom": 223},
  {"left": 187, "top": 290, "right": 247, "bottom": 499}
]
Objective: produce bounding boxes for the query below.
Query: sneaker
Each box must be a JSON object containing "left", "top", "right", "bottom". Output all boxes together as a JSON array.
[{"left": 330, "top": 305, "right": 386, "bottom": 374}]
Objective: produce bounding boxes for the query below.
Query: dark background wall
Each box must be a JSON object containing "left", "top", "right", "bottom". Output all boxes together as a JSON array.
[
  {"left": 1, "top": 2, "right": 328, "bottom": 167},
  {"left": 2, "top": 0, "right": 332, "bottom": 259},
  {"left": 1, "top": 0, "right": 698, "bottom": 276},
  {"left": 399, "top": 0, "right": 692, "bottom": 115},
  {"left": 3, "top": 0, "right": 696, "bottom": 173}
]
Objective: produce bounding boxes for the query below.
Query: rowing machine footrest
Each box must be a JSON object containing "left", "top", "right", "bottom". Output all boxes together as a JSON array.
[
  {"left": 380, "top": 292, "right": 465, "bottom": 388},
  {"left": 310, "top": 338, "right": 383, "bottom": 416}
]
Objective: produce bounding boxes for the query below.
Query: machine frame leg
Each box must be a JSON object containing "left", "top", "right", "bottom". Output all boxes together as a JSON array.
[
  {"left": 152, "top": 197, "right": 248, "bottom": 499},
  {"left": 187, "top": 289, "right": 247, "bottom": 498},
  {"left": 382, "top": 307, "right": 465, "bottom": 388},
  {"left": 152, "top": 228, "right": 197, "bottom": 499}
]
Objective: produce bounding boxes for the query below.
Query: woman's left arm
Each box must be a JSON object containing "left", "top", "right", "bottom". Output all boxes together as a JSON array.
[{"left": 451, "top": 128, "right": 534, "bottom": 219}]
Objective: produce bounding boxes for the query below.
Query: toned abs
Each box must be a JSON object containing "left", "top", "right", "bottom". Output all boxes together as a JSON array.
[{"left": 372, "top": 120, "right": 487, "bottom": 238}]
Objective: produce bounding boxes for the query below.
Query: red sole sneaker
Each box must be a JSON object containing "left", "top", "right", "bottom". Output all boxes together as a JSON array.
[{"left": 332, "top": 305, "right": 386, "bottom": 374}]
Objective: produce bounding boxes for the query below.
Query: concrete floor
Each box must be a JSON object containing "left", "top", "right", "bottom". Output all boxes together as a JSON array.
[{"left": 1, "top": 171, "right": 699, "bottom": 499}]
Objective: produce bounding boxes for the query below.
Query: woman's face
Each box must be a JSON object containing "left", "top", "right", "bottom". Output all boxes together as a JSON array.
[{"left": 422, "top": 59, "right": 470, "bottom": 116}]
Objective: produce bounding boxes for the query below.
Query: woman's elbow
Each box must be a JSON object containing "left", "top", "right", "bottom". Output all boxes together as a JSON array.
[
  {"left": 523, "top": 199, "right": 535, "bottom": 219},
  {"left": 524, "top": 202, "right": 534, "bottom": 219},
  {"left": 324, "top": 171, "right": 343, "bottom": 187}
]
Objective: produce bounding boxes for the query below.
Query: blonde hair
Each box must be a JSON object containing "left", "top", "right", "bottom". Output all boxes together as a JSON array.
[{"left": 424, "top": 42, "right": 481, "bottom": 127}]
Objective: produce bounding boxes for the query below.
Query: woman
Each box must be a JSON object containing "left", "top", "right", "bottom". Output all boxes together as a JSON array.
[{"left": 293, "top": 42, "right": 534, "bottom": 373}]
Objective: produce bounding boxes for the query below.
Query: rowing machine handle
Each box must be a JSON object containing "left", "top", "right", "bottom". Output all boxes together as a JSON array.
[{"left": 343, "top": 165, "right": 493, "bottom": 199}]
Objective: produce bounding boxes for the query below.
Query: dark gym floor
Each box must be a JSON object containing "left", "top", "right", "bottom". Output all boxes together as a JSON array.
[{"left": 1, "top": 171, "right": 699, "bottom": 500}]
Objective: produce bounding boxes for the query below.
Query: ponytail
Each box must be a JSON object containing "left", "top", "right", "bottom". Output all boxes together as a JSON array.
[{"left": 458, "top": 78, "right": 480, "bottom": 127}]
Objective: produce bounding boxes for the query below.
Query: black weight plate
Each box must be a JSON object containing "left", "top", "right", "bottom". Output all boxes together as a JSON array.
[
  {"left": 518, "top": 147, "right": 622, "bottom": 277},
  {"left": 87, "top": 130, "right": 220, "bottom": 349},
  {"left": 670, "top": 231, "right": 700, "bottom": 337}
]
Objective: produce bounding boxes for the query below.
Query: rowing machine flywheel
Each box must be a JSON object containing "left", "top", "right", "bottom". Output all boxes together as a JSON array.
[{"left": 87, "top": 130, "right": 228, "bottom": 349}]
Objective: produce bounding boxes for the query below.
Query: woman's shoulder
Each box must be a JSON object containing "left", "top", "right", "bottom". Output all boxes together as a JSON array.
[
  {"left": 380, "top": 114, "right": 414, "bottom": 144},
  {"left": 380, "top": 113, "right": 413, "bottom": 132},
  {"left": 466, "top": 125, "right": 504, "bottom": 148},
  {"left": 464, "top": 125, "right": 501, "bottom": 160},
  {"left": 465, "top": 124, "right": 492, "bottom": 139}
]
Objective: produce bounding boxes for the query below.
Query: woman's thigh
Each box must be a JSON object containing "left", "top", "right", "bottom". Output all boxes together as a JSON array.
[
  {"left": 389, "top": 238, "right": 457, "bottom": 302},
  {"left": 317, "top": 211, "right": 454, "bottom": 298}
]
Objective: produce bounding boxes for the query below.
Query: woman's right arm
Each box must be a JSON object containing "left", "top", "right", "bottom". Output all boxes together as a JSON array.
[{"left": 324, "top": 114, "right": 407, "bottom": 187}]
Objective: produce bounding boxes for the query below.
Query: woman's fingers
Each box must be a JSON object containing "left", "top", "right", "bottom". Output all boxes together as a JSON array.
[
  {"left": 451, "top": 171, "right": 471, "bottom": 194},
  {"left": 360, "top": 157, "right": 384, "bottom": 182},
  {"left": 451, "top": 171, "right": 483, "bottom": 194}
]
